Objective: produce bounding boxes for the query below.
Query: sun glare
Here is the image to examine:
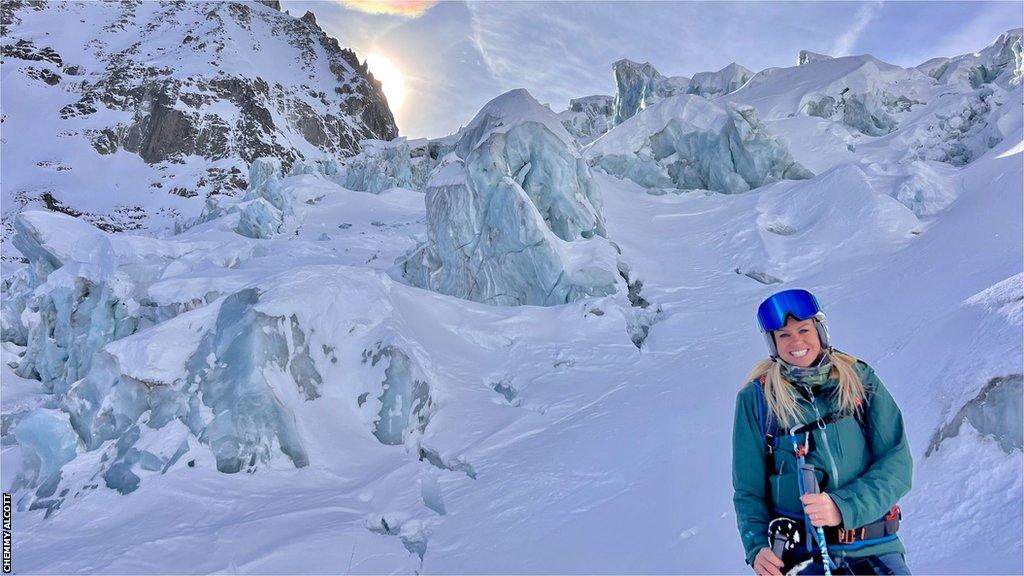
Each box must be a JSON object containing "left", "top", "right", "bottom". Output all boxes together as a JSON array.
[{"left": 365, "top": 53, "right": 406, "bottom": 111}]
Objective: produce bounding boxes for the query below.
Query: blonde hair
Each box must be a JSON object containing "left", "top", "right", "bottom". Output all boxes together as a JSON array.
[{"left": 745, "top": 350, "right": 867, "bottom": 429}]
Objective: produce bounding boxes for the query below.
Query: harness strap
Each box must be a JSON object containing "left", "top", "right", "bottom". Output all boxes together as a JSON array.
[
  {"left": 773, "top": 506, "right": 902, "bottom": 547},
  {"left": 789, "top": 410, "right": 849, "bottom": 436},
  {"left": 754, "top": 375, "right": 902, "bottom": 550}
]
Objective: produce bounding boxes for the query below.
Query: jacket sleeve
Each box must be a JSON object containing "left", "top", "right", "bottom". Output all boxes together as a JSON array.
[
  {"left": 827, "top": 365, "right": 913, "bottom": 529},
  {"left": 733, "top": 385, "right": 770, "bottom": 566}
]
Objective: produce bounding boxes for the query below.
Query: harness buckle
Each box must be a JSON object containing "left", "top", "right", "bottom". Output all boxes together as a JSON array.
[{"left": 885, "top": 505, "right": 901, "bottom": 521}]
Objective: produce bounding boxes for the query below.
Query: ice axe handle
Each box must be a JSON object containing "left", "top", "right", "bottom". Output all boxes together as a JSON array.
[
  {"left": 800, "top": 464, "right": 819, "bottom": 495},
  {"left": 771, "top": 534, "right": 788, "bottom": 559}
]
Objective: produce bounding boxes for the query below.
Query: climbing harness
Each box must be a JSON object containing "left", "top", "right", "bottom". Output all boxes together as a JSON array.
[{"left": 754, "top": 375, "right": 902, "bottom": 572}]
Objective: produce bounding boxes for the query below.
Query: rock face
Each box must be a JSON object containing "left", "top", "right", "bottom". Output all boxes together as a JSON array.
[
  {"left": 403, "top": 89, "right": 621, "bottom": 306},
  {"left": 1, "top": 0, "right": 396, "bottom": 256}
]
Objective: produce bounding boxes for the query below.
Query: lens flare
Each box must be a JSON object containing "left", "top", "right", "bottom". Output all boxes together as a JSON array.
[{"left": 365, "top": 53, "right": 406, "bottom": 112}]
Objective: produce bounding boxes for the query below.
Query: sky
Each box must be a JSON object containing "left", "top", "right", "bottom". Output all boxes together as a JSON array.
[{"left": 282, "top": 1, "right": 1023, "bottom": 139}]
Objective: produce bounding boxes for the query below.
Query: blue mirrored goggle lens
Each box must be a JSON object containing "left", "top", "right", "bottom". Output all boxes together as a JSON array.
[{"left": 756, "top": 289, "right": 821, "bottom": 332}]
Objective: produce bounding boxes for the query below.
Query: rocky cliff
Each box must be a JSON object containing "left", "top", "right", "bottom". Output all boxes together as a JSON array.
[{"left": 1, "top": 0, "right": 397, "bottom": 255}]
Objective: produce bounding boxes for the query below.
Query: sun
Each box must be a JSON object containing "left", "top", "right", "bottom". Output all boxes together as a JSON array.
[{"left": 365, "top": 53, "right": 406, "bottom": 112}]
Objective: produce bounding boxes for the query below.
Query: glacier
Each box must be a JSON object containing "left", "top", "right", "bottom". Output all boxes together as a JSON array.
[
  {"left": 402, "top": 89, "right": 622, "bottom": 306},
  {"left": 587, "top": 95, "right": 812, "bottom": 193},
  {"left": 726, "top": 31, "right": 1023, "bottom": 167},
  {"left": 342, "top": 137, "right": 452, "bottom": 194},
  {"left": 558, "top": 95, "right": 615, "bottom": 145},
  {"left": 1, "top": 24, "right": 1022, "bottom": 576},
  {"left": 611, "top": 59, "right": 690, "bottom": 125},
  {"left": 686, "top": 62, "right": 753, "bottom": 98}
]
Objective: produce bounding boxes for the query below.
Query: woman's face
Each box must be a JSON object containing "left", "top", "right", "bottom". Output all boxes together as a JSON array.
[{"left": 773, "top": 317, "right": 822, "bottom": 367}]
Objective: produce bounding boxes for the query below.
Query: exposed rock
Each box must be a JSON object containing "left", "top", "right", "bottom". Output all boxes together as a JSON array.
[{"left": 2, "top": 0, "right": 397, "bottom": 251}]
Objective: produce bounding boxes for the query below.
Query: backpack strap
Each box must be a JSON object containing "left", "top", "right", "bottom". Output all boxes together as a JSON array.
[
  {"left": 754, "top": 376, "right": 778, "bottom": 478},
  {"left": 754, "top": 373, "right": 874, "bottom": 470}
]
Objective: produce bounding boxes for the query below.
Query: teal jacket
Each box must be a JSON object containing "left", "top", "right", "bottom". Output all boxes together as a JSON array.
[{"left": 732, "top": 359, "right": 912, "bottom": 566}]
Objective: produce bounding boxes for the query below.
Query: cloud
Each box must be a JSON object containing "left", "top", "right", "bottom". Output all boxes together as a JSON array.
[
  {"left": 830, "top": 1, "right": 884, "bottom": 56},
  {"left": 333, "top": 0, "right": 436, "bottom": 18}
]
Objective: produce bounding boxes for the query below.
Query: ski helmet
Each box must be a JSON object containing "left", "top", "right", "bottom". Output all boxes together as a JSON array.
[{"left": 756, "top": 288, "right": 831, "bottom": 358}]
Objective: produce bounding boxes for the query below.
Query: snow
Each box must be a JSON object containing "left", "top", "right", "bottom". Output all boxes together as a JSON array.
[
  {"left": 587, "top": 95, "right": 812, "bottom": 193},
  {"left": 456, "top": 88, "right": 579, "bottom": 154},
  {"left": 2, "top": 22, "right": 1022, "bottom": 576},
  {"left": 798, "top": 50, "right": 833, "bottom": 66},
  {"left": 403, "top": 89, "right": 621, "bottom": 306},
  {"left": 0, "top": 0, "right": 392, "bottom": 268},
  {"left": 687, "top": 62, "right": 754, "bottom": 97},
  {"left": 558, "top": 95, "right": 615, "bottom": 145},
  {"left": 611, "top": 59, "right": 691, "bottom": 125}
]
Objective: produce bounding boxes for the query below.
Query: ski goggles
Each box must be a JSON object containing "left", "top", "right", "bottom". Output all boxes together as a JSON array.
[{"left": 756, "top": 289, "right": 823, "bottom": 333}]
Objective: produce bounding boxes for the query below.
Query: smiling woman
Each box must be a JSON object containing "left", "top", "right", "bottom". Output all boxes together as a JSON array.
[
  {"left": 735, "top": 288, "right": 913, "bottom": 575},
  {"left": 365, "top": 53, "right": 406, "bottom": 111}
]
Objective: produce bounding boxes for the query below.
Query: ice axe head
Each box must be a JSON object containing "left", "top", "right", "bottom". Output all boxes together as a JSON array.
[{"left": 768, "top": 517, "right": 802, "bottom": 559}]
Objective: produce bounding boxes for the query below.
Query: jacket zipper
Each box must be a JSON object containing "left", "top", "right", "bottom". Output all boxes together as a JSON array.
[{"left": 803, "top": 384, "right": 840, "bottom": 486}]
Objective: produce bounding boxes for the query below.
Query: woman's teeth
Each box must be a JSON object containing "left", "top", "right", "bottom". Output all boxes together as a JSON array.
[{"left": 791, "top": 349, "right": 810, "bottom": 357}]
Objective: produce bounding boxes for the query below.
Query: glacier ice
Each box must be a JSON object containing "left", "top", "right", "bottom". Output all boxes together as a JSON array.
[
  {"left": 893, "top": 85, "right": 1014, "bottom": 166},
  {"left": 588, "top": 95, "right": 812, "bottom": 193},
  {"left": 12, "top": 285, "right": 316, "bottom": 504},
  {"left": 1, "top": 267, "right": 32, "bottom": 346},
  {"left": 194, "top": 157, "right": 302, "bottom": 238},
  {"left": 234, "top": 157, "right": 292, "bottom": 238},
  {"left": 917, "top": 29, "right": 1022, "bottom": 90},
  {"left": 927, "top": 374, "right": 1023, "bottom": 455},
  {"left": 798, "top": 50, "right": 833, "bottom": 66},
  {"left": 559, "top": 95, "right": 614, "bottom": 145},
  {"left": 341, "top": 137, "right": 449, "bottom": 193},
  {"left": 3, "top": 209, "right": 253, "bottom": 399},
  {"left": 402, "top": 89, "right": 621, "bottom": 306},
  {"left": 7, "top": 246, "right": 452, "bottom": 511},
  {"left": 12, "top": 409, "right": 78, "bottom": 495},
  {"left": 686, "top": 62, "right": 753, "bottom": 98},
  {"left": 288, "top": 158, "right": 341, "bottom": 179},
  {"left": 729, "top": 54, "right": 932, "bottom": 140},
  {"left": 345, "top": 138, "right": 416, "bottom": 193},
  {"left": 11, "top": 214, "right": 141, "bottom": 394},
  {"left": 889, "top": 161, "right": 958, "bottom": 216},
  {"left": 235, "top": 198, "right": 284, "bottom": 239},
  {"left": 363, "top": 343, "right": 433, "bottom": 446},
  {"left": 803, "top": 91, "right": 897, "bottom": 136},
  {"left": 611, "top": 60, "right": 690, "bottom": 125}
]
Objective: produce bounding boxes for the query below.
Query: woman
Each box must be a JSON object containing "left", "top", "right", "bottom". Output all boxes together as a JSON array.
[{"left": 732, "top": 289, "right": 912, "bottom": 575}]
